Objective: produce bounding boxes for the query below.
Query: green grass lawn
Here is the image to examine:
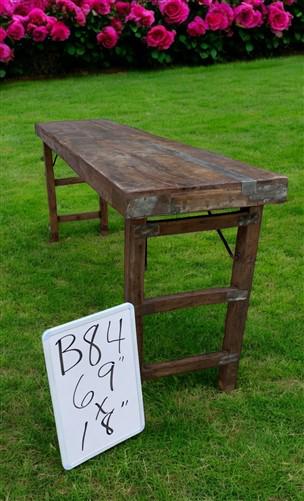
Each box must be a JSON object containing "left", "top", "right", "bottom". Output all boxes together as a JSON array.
[{"left": 1, "top": 56, "right": 304, "bottom": 501}]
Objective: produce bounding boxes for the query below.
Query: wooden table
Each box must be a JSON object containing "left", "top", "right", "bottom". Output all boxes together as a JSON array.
[{"left": 36, "top": 119, "right": 288, "bottom": 391}]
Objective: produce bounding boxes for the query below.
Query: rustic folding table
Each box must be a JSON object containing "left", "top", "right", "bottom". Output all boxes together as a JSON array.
[{"left": 36, "top": 120, "right": 288, "bottom": 391}]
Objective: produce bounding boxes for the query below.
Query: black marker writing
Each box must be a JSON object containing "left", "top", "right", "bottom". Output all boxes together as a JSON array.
[
  {"left": 81, "top": 421, "right": 88, "bottom": 451},
  {"left": 98, "top": 361, "right": 115, "bottom": 392},
  {"left": 73, "top": 374, "right": 95, "bottom": 409},
  {"left": 56, "top": 334, "right": 82, "bottom": 376},
  {"left": 95, "top": 397, "right": 114, "bottom": 435},
  {"left": 83, "top": 324, "right": 102, "bottom": 366},
  {"left": 106, "top": 318, "right": 125, "bottom": 354}
]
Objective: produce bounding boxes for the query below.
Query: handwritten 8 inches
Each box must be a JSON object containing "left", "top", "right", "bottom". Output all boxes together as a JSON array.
[{"left": 42, "top": 303, "right": 145, "bottom": 470}]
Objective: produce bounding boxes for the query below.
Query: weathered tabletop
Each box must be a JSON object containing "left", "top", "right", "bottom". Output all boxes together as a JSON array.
[{"left": 36, "top": 120, "right": 288, "bottom": 218}]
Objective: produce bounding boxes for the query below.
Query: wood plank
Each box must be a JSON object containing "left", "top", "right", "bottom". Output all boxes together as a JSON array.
[
  {"left": 218, "top": 206, "right": 263, "bottom": 392},
  {"left": 99, "top": 197, "right": 108, "bottom": 235},
  {"left": 35, "top": 120, "right": 288, "bottom": 218},
  {"left": 135, "top": 210, "right": 257, "bottom": 238},
  {"left": 142, "top": 288, "right": 248, "bottom": 315},
  {"left": 55, "top": 176, "right": 85, "bottom": 186},
  {"left": 124, "top": 219, "right": 146, "bottom": 369},
  {"left": 58, "top": 211, "right": 100, "bottom": 222},
  {"left": 125, "top": 181, "right": 286, "bottom": 218},
  {"left": 43, "top": 143, "right": 59, "bottom": 242},
  {"left": 142, "top": 351, "right": 239, "bottom": 379}
]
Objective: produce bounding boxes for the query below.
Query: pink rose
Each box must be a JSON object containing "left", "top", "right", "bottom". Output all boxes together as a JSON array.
[
  {"left": 90, "top": 0, "right": 111, "bottom": 14},
  {"left": 268, "top": 1, "right": 292, "bottom": 32},
  {"left": 96, "top": 26, "right": 118, "bottom": 48},
  {"left": 0, "top": 42, "right": 13, "bottom": 63},
  {"left": 46, "top": 15, "right": 57, "bottom": 29},
  {"left": 56, "top": 0, "right": 87, "bottom": 24},
  {"left": 7, "top": 21, "right": 25, "bottom": 40},
  {"left": 126, "top": 3, "right": 155, "bottom": 26},
  {"left": 245, "top": 0, "right": 264, "bottom": 6},
  {"left": 28, "top": 7, "right": 47, "bottom": 25},
  {"left": 198, "top": 0, "right": 213, "bottom": 6},
  {"left": 26, "top": 22, "right": 36, "bottom": 33},
  {"left": 56, "top": 0, "right": 70, "bottom": 9},
  {"left": 159, "top": 0, "right": 189, "bottom": 25},
  {"left": 245, "top": 0, "right": 267, "bottom": 16},
  {"left": 13, "top": 0, "right": 29, "bottom": 15},
  {"left": 187, "top": 16, "right": 207, "bottom": 36},
  {"left": 234, "top": 3, "right": 263, "bottom": 29},
  {"left": 73, "top": 0, "right": 90, "bottom": 7},
  {"left": 14, "top": 0, "right": 48, "bottom": 15},
  {"left": 81, "top": 1, "right": 91, "bottom": 14},
  {"left": 12, "top": 14, "right": 29, "bottom": 23},
  {"left": 206, "top": 2, "right": 234, "bottom": 31},
  {"left": 56, "top": 0, "right": 76, "bottom": 12},
  {"left": 115, "top": 0, "right": 130, "bottom": 16},
  {"left": 0, "top": 27, "right": 7, "bottom": 42},
  {"left": 32, "top": 25, "right": 48, "bottom": 40},
  {"left": 0, "top": 0, "right": 13, "bottom": 16},
  {"left": 146, "top": 24, "right": 176, "bottom": 50},
  {"left": 50, "top": 21, "right": 71, "bottom": 40},
  {"left": 111, "top": 17, "right": 123, "bottom": 32},
  {"left": 75, "top": 6, "right": 86, "bottom": 25}
]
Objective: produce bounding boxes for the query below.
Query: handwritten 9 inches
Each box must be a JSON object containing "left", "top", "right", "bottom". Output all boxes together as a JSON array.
[{"left": 42, "top": 303, "right": 145, "bottom": 470}]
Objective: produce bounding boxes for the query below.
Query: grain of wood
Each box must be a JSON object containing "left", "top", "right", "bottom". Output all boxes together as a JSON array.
[{"left": 36, "top": 120, "right": 288, "bottom": 219}]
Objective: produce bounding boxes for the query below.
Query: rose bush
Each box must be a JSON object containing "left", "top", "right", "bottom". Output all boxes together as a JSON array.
[{"left": 0, "top": 0, "right": 303, "bottom": 78}]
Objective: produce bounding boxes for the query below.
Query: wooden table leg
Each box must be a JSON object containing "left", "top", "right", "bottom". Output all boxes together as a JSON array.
[
  {"left": 43, "top": 143, "right": 59, "bottom": 242},
  {"left": 99, "top": 197, "right": 108, "bottom": 235},
  {"left": 219, "top": 206, "right": 263, "bottom": 391},
  {"left": 124, "top": 218, "right": 146, "bottom": 371}
]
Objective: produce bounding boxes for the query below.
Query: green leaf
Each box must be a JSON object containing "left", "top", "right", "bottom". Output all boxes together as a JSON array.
[
  {"left": 245, "top": 42, "right": 254, "bottom": 53},
  {"left": 210, "top": 48, "right": 217, "bottom": 59},
  {"left": 66, "top": 45, "right": 76, "bottom": 55},
  {"left": 151, "top": 50, "right": 159, "bottom": 60},
  {"left": 273, "top": 39, "right": 279, "bottom": 49},
  {"left": 239, "top": 30, "right": 249, "bottom": 42},
  {"left": 0, "top": 68, "right": 6, "bottom": 78},
  {"left": 158, "top": 52, "right": 166, "bottom": 63}
]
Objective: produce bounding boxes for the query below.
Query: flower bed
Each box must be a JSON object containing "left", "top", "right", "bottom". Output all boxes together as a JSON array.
[{"left": 0, "top": 0, "right": 303, "bottom": 78}]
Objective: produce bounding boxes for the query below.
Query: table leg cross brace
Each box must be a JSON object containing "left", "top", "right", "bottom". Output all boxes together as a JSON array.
[
  {"left": 124, "top": 206, "right": 263, "bottom": 391},
  {"left": 43, "top": 144, "right": 108, "bottom": 241}
]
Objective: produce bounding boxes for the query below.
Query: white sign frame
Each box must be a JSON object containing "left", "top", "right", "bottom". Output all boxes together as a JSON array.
[{"left": 42, "top": 303, "right": 145, "bottom": 470}]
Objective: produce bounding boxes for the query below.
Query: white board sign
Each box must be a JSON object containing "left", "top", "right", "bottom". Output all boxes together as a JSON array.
[{"left": 42, "top": 303, "right": 145, "bottom": 470}]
